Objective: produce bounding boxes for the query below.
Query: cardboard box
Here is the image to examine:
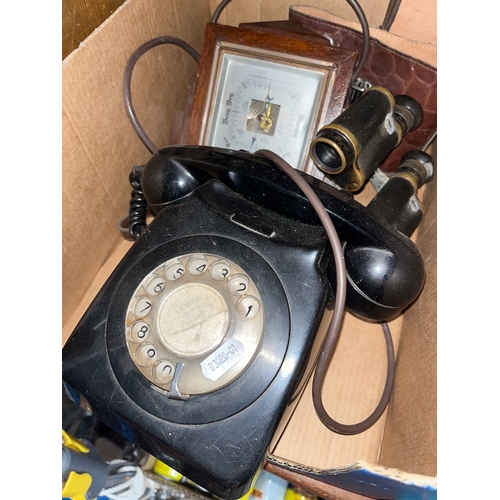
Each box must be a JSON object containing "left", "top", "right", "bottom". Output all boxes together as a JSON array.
[{"left": 62, "top": 1, "right": 436, "bottom": 498}]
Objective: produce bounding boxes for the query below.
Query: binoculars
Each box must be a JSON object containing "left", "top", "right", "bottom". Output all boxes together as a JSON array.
[
  {"left": 309, "top": 86, "right": 433, "bottom": 237},
  {"left": 310, "top": 86, "right": 425, "bottom": 192}
]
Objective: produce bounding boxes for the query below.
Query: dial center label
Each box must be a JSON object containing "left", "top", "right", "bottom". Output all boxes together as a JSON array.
[{"left": 201, "top": 338, "right": 245, "bottom": 382}]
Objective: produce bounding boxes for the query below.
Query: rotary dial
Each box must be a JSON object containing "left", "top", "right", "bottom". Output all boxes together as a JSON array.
[{"left": 125, "top": 253, "right": 264, "bottom": 398}]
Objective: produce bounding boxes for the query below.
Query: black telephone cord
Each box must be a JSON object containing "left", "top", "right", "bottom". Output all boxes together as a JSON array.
[
  {"left": 127, "top": 166, "right": 148, "bottom": 241},
  {"left": 211, "top": 0, "right": 233, "bottom": 23}
]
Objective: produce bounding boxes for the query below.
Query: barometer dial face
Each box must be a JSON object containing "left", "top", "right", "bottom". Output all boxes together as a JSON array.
[{"left": 207, "top": 53, "right": 325, "bottom": 170}]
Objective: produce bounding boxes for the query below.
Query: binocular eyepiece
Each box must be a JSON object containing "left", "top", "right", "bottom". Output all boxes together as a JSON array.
[{"left": 310, "top": 86, "right": 424, "bottom": 192}]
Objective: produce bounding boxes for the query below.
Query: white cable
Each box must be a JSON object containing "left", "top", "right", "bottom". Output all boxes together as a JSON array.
[{"left": 100, "top": 463, "right": 156, "bottom": 500}]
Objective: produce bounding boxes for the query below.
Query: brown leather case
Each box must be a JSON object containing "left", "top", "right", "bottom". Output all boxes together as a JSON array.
[{"left": 289, "top": 7, "right": 437, "bottom": 173}]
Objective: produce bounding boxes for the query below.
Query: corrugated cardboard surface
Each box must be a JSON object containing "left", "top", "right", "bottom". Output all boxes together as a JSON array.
[
  {"left": 62, "top": 0, "right": 206, "bottom": 326},
  {"left": 62, "top": 0, "right": 437, "bottom": 497},
  {"left": 390, "top": 0, "right": 437, "bottom": 46},
  {"left": 271, "top": 313, "right": 404, "bottom": 468},
  {"left": 378, "top": 143, "right": 437, "bottom": 476}
]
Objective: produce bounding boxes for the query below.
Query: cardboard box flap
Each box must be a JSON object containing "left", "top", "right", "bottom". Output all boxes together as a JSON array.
[
  {"left": 62, "top": 0, "right": 207, "bottom": 327},
  {"left": 378, "top": 146, "right": 437, "bottom": 476},
  {"left": 269, "top": 313, "right": 403, "bottom": 469},
  {"left": 266, "top": 457, "right": 437, "bottom": 500}
]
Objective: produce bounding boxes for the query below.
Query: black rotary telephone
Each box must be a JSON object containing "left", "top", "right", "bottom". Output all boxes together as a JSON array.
[{"left": 62, "top": 124, "right": 433, "bottom": 498}]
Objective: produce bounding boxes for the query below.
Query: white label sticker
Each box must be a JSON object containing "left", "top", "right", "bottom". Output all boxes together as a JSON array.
[{"left": 201, "top": 339, "right": 245, "bottom": 382}]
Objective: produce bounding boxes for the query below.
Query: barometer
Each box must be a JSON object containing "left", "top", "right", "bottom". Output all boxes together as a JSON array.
[{"left": 186, "top": 23, "right": 357, "bottom": 176}]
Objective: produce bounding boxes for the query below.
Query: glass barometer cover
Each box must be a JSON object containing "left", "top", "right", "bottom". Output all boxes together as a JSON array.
[{"left": 207, "top": 53, "right": 324, "bottom": 170}]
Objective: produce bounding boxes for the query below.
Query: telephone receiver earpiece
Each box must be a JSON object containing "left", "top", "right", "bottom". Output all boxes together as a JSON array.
[{"left": 141, "top": 154, "right": 214, "bottom": 211}]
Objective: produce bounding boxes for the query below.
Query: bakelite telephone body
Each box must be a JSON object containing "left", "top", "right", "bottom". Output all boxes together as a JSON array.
[{"left": 62, "top": 145, "right": 426, "bottom": 499}]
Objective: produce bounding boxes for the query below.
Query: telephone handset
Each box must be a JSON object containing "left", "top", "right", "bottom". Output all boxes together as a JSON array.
[
  {"left": 62, "top": 143, "right": 428, "bottom": 499},
  {"left": 140, "top": 145, "right": 426, "bottom": 322}
]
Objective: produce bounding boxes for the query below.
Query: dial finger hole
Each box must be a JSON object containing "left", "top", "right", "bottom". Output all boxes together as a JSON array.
[
  {"left": 210, "top": 259, "right": 231, "bottom": 280},
  {"left": 187, "top": 255, "right": 208, "bottom": 275},
  {"left": 227, "top": 274, "right": 249, "bottom": 295},
  {"left": 135, "top": 344, "right": 157, "bottom": 366},
  {"left": 154, "top": 360, "right": 175, "bottom": 384},
  {"left": 164, "top": 261, "right": 185, "bottom": 281},
  {"left": 130, "top": 321, "right": 150, "bottom": 342},
  {"left": 132, "top": 296, "right": 153, "bottom": 318}
]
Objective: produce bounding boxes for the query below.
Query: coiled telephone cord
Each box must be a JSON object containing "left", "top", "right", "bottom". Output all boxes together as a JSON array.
[{"left": 127, "top": 166, "right": 148, "bottom": 241}]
